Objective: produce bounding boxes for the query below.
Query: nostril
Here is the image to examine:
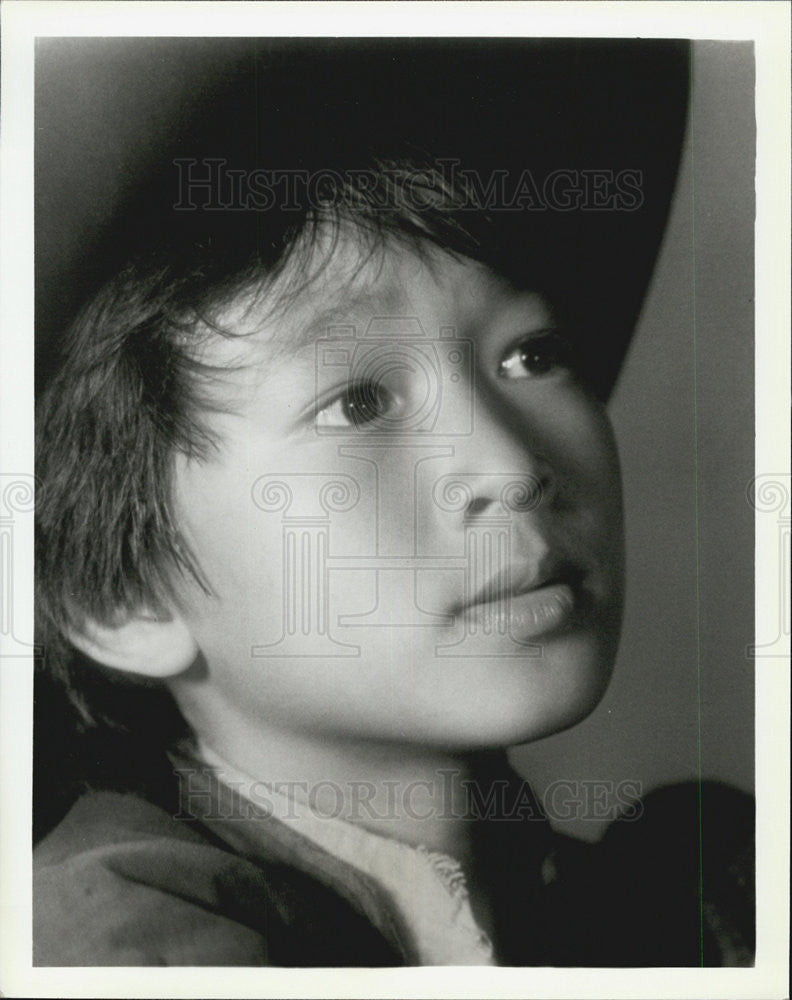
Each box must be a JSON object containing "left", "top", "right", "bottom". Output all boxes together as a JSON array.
[
  {"left": 465, "top": 497, "right": 491, "bottom": 517},
  {"left": 463, "top": 473, "right": 550, "bottom": 519}
]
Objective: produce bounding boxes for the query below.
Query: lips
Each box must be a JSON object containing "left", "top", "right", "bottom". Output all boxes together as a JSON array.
[
  {"left": 453, "top": 561, "right": 585, "bottom": 640},
  {"left": 463, "top": 558, "right": 583, "bottom": 610}
]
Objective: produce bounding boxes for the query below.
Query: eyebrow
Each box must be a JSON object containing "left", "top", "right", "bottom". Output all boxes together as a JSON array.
[{"left": 277, "top": 284, "right": 410, "bottom": 357}]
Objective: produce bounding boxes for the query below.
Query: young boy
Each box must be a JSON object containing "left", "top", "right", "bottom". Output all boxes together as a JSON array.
[{"left": 33, "top": 39, "right": 753, "bottom": 967}]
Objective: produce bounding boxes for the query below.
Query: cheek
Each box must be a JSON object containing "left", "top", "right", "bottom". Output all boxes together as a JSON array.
[
  {"left": 552, "top": 390, "right": 622, "bottom": 508},
  {"left": 546, "top": 391, "right": 625, "bottom": 594},
  {"left": 171, "top": 457, "right": 284, "bottom": 620}
]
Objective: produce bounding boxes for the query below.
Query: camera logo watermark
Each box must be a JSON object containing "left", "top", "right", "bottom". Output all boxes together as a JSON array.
[{"left": 315, "top": 319, "right": 473, "bottom": 437}]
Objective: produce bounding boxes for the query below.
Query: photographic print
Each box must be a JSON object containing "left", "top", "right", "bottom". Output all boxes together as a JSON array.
[{"left": 1, "top": 3, "right": 788, "bottom": 998}]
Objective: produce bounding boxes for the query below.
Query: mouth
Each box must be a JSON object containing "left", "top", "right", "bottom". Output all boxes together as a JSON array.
[{"left": 453, "top": 562, "right": 585, "bottom": 640}]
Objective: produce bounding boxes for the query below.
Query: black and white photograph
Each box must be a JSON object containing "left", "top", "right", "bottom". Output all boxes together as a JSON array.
[{"left": 0, "top": 2, "right": 788, "bottom": 997}]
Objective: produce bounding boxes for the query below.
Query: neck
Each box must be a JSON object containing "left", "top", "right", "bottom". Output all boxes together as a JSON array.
[
  {"left": 173, "top": 693, "right": 552, "bottom": 949},
  {"left": 177, "top": 697, "right": 516, "bottom": 865}
]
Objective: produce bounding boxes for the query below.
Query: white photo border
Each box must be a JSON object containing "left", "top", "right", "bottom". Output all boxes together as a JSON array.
[{"left": 1, "top": 3, "right": 788, "bottom": 998}]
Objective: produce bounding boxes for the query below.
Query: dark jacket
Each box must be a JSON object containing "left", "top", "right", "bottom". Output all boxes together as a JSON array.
[{"left": 33, "top": 757, "right": 754, "bottom": 967}]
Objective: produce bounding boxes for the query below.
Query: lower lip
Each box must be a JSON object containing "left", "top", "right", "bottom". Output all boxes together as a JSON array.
[{"left": 458, "top": 582, "right": 577, "bottom": 639}]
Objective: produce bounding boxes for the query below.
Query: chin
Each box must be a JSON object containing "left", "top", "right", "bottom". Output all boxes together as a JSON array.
[{"left": 389, "top": 637, "right": 618, "bottom": 753}]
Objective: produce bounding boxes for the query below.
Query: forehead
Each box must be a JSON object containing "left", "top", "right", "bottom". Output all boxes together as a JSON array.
[{"left": 192, "top": 229, "right": 549, "bottom": 380}]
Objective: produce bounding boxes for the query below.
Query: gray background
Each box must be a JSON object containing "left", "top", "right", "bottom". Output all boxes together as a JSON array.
[{"left": 514, "top": 41, "right": 755, "bottom": 839}]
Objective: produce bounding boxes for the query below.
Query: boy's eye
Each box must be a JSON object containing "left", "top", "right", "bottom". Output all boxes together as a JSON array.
[
  {"left": 498, "top": 330, "right": 576, "bottom": 380},
  {"left": 316, "top": 380, "right": 395, "bottom": 429}
]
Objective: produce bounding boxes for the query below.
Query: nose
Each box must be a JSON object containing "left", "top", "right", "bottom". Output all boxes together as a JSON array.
[{"left": 440, "top": 381, "right": 557, "bottom": 521}]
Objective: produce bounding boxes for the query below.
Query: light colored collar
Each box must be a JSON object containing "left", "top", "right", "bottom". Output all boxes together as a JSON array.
[{"left": 196, "top": 740, "right": 494, "bottom": 966}]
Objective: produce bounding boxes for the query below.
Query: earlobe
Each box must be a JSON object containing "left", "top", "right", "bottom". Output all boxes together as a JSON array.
[{"left": 67, "top": 610, "right": 199, "bottom": 678}]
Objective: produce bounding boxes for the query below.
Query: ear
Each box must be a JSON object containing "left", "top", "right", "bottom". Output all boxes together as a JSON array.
[{"left": 67, "top": 609, "right": 199, "bottom": 678}]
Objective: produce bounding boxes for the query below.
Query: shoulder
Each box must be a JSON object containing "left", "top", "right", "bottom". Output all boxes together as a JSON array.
[
  {"left": 34, "top": 790, "right": 277, "bottom": 966},
  {"left": 545, "top": 780, "right": 755, "bottom": 966}
]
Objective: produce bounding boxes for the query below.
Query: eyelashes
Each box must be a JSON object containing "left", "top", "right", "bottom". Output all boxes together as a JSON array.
[
  {"left": 315, "top": 329, "right": 577, "bottom": 431},
  {"left": 315, "top": 380, "right": 397, "bottom": 430},
  {"left": 498, "top": 330, "right": 577, "bottom": 380}
]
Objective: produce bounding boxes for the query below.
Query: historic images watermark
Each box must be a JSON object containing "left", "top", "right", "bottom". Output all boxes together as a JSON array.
[
  {"left": 173, "top": 158, "right": 645, "bottom": 214},
  {"left": 0, "top": 474, "right": 40, "bottom": 662},
  {"left": 175, "top": 766, "right": 644, "bottom": 825},
  {"left": 747, "top": 474, "right": 790, "bottom": 658}
]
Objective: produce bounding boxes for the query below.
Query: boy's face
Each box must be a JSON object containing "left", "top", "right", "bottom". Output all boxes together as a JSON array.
[{"left": 169, "top": 232, "right": 624, "bottom": 751}]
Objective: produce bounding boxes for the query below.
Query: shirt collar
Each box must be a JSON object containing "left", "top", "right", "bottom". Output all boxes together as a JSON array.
[{"left": 170, "top": 739, "right": 495, "bottom": 965}]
